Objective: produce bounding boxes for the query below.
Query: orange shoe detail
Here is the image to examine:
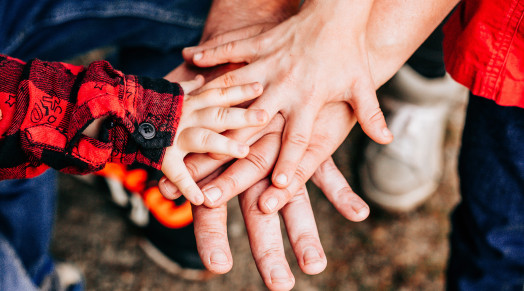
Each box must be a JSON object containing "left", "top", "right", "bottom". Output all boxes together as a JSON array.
[
  {"left": 95, "top": 163, "right": 126, "bottom": 181},
  {"left": 143, "top": 187, "right": 193, "bottom": 229},
  {"left": 123, "top": 168, "right": 148, "bottom": 193}
]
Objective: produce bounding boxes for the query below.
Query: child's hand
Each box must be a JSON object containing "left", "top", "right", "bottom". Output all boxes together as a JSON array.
[{"left": 161, "top": 75, "right": 268, "bottom": 205}]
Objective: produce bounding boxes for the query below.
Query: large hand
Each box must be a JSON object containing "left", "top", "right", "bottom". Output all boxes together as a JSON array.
[
  {"left": 192, "top": 157, "right": 366, "bottom": 291},
  {"left": 183, "top": 1, "right": 392, "bottom": 191}
]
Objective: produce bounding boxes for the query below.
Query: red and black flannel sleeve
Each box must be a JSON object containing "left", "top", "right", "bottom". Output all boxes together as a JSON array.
[{"left": 0, "top": 54, "right": 183, "bottom": 179}]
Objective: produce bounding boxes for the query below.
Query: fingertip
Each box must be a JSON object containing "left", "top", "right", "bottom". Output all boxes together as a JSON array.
[
  {"left": 194, "top": 74, "right": 205, "bottom": 83},
  {"left": 382, "top": 127, "right": 394, "bottom": 143},
  {"left": 272, "top": 173, "right": 289, "bottom": 188},
  {"left": 260, "top": 196, "right": 279, "bottom": 214},
  {"left": 189, "top": 191, "right": 205, "bottom": 206},
  {"left": 266, "top": 265, "right": 295, "bottom": 290},
  {"left": 301, "top": 247, "right": 327, "bottom": 275},
  {"left": 202, "top": 186, "right": 223, "bottom": 207},
  {"left": 238, "top": 144, "right": 250, "bottom": 158},
  {"left": 349, "top": 198, "right": 370, "bottom": 222},
  {"left": 251, "top": 82, "right": 263, "bottom": 94},
  {"left": 256, "top": 109, "right": 269, "bottom": 124},
  {"left": 159, "top": 178, "right": 180, "bottom": 200},
  {"left": 207, "top": 248, "right": 233, "bottom": 274},
  {"left": 194, "top": 52, "right": 203, "bottom": 62}
]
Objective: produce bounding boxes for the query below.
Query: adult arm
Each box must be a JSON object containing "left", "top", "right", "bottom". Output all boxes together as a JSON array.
[{"left": 180, "top": 0, "right": 459, "bottom": 212}]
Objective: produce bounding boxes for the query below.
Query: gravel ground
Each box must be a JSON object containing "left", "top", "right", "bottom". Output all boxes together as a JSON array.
[{"left": 52, "top": 83, "right": 467, "bottom": 290}]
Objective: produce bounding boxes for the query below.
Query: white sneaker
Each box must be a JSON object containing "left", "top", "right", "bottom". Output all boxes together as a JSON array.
[{"left": 359, "top": 65, "right": 467, "bottom": 212}]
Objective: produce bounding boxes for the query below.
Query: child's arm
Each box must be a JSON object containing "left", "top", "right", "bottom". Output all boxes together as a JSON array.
[
  {"left": 0, "top": 55, "right": 262, "bottom": 181},
  {"left": 160, "top": 76, "right": 268, "bottom": 205}
]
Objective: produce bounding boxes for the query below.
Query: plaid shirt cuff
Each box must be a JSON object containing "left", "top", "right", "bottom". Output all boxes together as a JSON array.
[{"left": 0, "top": 55, "right": 183, "bottom": 179}]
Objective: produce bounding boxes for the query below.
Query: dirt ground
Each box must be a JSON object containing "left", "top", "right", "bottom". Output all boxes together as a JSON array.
[{"left": 51, "top": 91, "right": 466, "bottom": 290}]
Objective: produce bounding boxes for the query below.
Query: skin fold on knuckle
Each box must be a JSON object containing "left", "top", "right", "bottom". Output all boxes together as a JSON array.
[
  {"left": 220, "top": 173, "right": 241, "bottom": 193},
  {"left": 284, "top": 130, "right": 310, "bottom": 149},
  {"left": 215, "top": 107, "right": 230, "bottom": 124},
  {"left": 367, "top": 107, "right": 386, "bottom": 125},
  {"left": 245, "top": 151, "right": 271, "bottom": 172}
]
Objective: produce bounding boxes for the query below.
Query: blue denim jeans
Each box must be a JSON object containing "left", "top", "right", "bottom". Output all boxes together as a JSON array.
[
  {"left": 0, "top": 0, "right": 211, "bottom": 289},
  {"left": 447, "top": 95, "right": 524, "bottom": 290}
]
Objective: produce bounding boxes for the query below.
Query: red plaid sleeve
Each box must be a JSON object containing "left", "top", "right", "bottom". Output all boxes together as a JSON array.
[{"left": 0, "top": 54, "right": 183, "bottom": 179}]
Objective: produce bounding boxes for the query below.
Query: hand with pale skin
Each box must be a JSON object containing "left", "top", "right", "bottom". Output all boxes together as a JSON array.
[
  {"left": 160, "top": 76, "right": 269, "bottom": 205},
  {"left": 182, "top": 102, "right": 370, "bottom": 290},
  {"left": 182, "top": 0, "right": 392, "bottom": 193}
]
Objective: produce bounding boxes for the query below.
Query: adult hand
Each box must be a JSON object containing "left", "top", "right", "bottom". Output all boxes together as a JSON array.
[
  {"left": 183, "top": 0, "right": 392, "bottom": 191},
  {"left": 193, "top": 169, "right": 365, "bottom": 291},
  {"left": 193, "top": 102, "right": 368, "bottom": 218}
]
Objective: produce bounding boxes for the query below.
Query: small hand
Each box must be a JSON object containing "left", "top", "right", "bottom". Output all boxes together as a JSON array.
[{"left": 161, "top": 76, "right": 268, "bottom": 205}]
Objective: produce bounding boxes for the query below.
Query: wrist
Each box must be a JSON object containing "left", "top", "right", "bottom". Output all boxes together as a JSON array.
[{"left": 201, "top": 0, "right": 300, "bottom": 41}]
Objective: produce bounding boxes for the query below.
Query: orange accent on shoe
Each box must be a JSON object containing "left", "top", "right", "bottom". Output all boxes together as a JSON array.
[
  {"left": 95, "top": 163, "right": 126, "bottom": 180},
  {"left": 143, "top": 187, "right": 193, "bottom": 229},
  {"left": 123, "top": 168, "right": 148, "bottom": 193}
]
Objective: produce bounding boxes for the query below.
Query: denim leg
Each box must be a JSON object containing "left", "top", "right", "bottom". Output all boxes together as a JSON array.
[
  {"left": 0, "top": 0, "right": 212, "bottom": 287},
  {"left": 447, "top": 95, "right": 524, "bottom": 290},
  {"left": 0, "top": 170, "right": 57, "bottom": 288},
  {"left": 0, "top": 233, "right": 40, "bottom": 291},
  {"left": 0, "top": 0, "right": 211, "bottom": 78}
]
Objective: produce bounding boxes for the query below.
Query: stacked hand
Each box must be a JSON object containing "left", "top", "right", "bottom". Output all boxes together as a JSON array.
[{"left": 157, "top": 1, "right": 394, "bottom": 290}]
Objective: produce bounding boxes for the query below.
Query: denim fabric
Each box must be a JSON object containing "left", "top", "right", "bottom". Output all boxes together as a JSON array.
[
  {"left": 0, "top": 170, "right": 57, "bottom": 290},
  {"left": 0, "top": 0, "right": 211, "bottom": 289},
  {"left": 447, "top": 95, "right": 524, "bottom": 290}
]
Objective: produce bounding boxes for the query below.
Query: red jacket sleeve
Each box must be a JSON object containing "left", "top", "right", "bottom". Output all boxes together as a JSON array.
[{"left": 0, "top": 55, "right": 184, "bottom": 179}]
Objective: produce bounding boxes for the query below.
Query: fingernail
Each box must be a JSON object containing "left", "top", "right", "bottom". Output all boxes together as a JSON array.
[
  {"left": 194, "top": 52, "right": 203, "bottom": 61},
  {"left": 264, "top": 197, "right": 279, "bottom": 212},
  {"left": 256, "top": 110, "right": 267, "bottom": 123},
  {"left": 275, "top": 174, "right": 287, "bottom": 186},
  {"left": 238, "top": 144, "right": 249, "bottom": 156},
  {"left": 303, "top": 247, "right": 321, "bottom": 265},
  {"left": 203, "top": 186, "right": 222, "bottom": 204},
  {"left": 160, "top": 178, "right": 175, "bottom": 195},
  {"left": 251, "top": 82, "right": 262, "bottom": 92},
  {"left": 383, "top": 127, "right": 393, "bottom": 138},
  {"left": 209, "top": 249, "right": 229, "bottom": 265},
  {"left": 350, "top": 199, "right": 368, "bottom": 214},
  {"left": 270, "top": 265, "right": 290, "bottom": 284}
]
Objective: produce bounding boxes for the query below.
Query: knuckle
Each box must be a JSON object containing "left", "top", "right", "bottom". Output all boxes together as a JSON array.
[
  {"left": 222, "top": 73, "right": 236, "bottom": 87},
  {"left": 218, "top": 87, "right": 228, "bottom": 98},
  {"left": 200, "top": 228, "right": 227, "bottom": 241},
  {"left": 285, "top": 132, "right": 310, "bottom": 148},
  {"left": 220, "top": 175, "right": 240, "bottom": 192},
  {"left": 245, "top": 198, "right": 262, "bottom": 214},
  {"left": 259, "top": 246, "right": 284, "bottom": 262},
  {"left": 318, "top": 159, "right": 338, "bottom": 175},
  {"left": 185, "top": 162, "right": 199, "bottom": 179},
  {"left": 224, "top": 41, "right": 236, "bottom": 55},
  {"left": 294, "top": 233, "right": 319, "bottom": 249},
  {"left": 245, "top": 151, "right": 270, "bottom": 171},
  {"left": 293, "top": 164, "right": 310, "bottom": 185},
  {"left": 336, "top": 187, "right": 356, "bottom": 200},
  {"left": 215, "top": 107, "right": 229, "bottom": 123},
  {"left": 200, "top": 131, "right": 212, "bottom": 147},
  {"left": 367, "top": 108, "right": 385, "bottom": 124}
]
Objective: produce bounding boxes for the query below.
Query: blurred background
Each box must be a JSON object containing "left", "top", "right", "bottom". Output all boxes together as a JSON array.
[{"left": 51, "top": 93, "right": 466, "bottom": 290}]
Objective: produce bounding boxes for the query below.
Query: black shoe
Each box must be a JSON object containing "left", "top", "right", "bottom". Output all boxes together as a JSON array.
[{"left": 94, "top": 163, "right": 212, "bottom": 281}]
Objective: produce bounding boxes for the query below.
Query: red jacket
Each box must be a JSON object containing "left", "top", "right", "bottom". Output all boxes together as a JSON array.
[
  {"left": 0, "top": 55, "right": 183, "bottom": 179},
  {"left": 444, "top": 0, "right": 524, "bottom": 108}
]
